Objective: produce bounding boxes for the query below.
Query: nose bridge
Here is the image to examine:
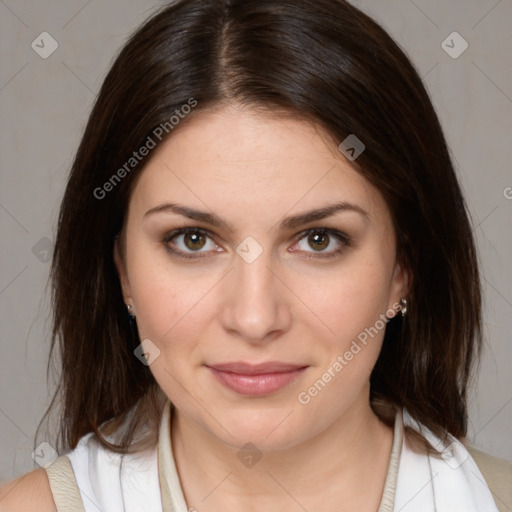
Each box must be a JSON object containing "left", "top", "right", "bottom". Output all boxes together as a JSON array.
[
  {"left": 219, "top": 242, "right": 290, "bottom": 341},
  {"left": 236, "top": 249, "right": 274, "bottom": 296},
  {"left": 234, "top": 234, "right": 276, "bottom": 296}
]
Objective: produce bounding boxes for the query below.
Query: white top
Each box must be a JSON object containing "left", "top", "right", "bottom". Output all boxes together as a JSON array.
[{"left": 45, "top": 400, "right": 500, "bottom": 512}]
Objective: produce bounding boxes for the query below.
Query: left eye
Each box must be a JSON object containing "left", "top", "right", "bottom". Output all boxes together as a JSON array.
[{"left": 292, "top": 229, "right": 349, "bottom": 257}]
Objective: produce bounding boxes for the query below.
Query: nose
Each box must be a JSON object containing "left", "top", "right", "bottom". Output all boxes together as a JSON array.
[{"left": 219, "top": 248, "right": 292, "bottom": 344}]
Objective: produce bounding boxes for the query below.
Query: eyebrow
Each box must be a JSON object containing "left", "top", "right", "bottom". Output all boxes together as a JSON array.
[{"left": 143, "top": 201, "right": 369, "bottom": 231}]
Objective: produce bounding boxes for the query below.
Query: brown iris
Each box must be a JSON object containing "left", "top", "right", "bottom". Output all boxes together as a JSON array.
[
  {"left": 308, "top": 231, "right": 329, "bottom": 251},
  {"left": 184, "top": 231, "right": 206, "bottom": 250}
]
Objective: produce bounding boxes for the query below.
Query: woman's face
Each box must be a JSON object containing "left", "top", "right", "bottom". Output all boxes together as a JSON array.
[{"left": 114, "top": 104, "right": 408, "bottom": 450}]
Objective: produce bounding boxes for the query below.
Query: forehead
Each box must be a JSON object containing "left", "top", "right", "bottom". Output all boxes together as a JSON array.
[{"left": 127, "top": 106, "right": 389, "bottom": 226}]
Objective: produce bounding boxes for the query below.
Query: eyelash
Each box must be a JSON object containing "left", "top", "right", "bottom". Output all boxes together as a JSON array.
[{"left": 162, "top": 227, "right": 352, "bottom": 261}]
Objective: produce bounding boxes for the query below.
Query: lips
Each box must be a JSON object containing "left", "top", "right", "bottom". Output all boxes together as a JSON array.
[
  {"left": 208, "top": 361, "right": 307, "bottom": 374},
  {"left": 206, "top": 361, "right": 308, "bottom": 396}
]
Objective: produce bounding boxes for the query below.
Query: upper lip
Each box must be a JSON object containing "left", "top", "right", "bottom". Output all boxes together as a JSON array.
[{"left": 206, "top": 361, "right": 308, "bottom": 375}]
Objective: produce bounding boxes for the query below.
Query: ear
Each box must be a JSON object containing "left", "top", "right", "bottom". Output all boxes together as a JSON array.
[
  {"left": 387, "top": 261, "right": 411, "bottom": 315},
  {"left": 113, "top": 236, "right": 132, "bottom": 303}
]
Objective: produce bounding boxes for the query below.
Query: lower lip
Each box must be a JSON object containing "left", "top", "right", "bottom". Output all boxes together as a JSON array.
[{"left": 207, "top": 367, "right": 307, "bottom": 396}]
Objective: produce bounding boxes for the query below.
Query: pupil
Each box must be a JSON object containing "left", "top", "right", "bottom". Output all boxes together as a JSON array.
[
  {"left": 185, "top": 232, "right": 205, "bottom": 250},
  {"left": 309, "top": 232, "right": 328, "bottom": 251}
]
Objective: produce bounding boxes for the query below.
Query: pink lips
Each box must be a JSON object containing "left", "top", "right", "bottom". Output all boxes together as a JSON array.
[{"left": 206, "top": 362, "right": 308, "bottom": 396}]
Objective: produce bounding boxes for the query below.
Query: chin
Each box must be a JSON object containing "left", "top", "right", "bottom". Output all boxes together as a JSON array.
[{"left": 208, "top": 406, "right": 306, "bottom": 451}]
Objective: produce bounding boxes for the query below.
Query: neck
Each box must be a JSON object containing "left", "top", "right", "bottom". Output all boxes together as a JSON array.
[{"left": 171, "top": 395, "right": 394, "bottom": 512}]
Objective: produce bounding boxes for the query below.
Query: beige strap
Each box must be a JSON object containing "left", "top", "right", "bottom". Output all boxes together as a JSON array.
[
  {"left": 158, "top": 400, "right": 183, "bottom": 511},
  {"left": 467, "top": 445, "right": 512, "bottom": 512},
  {"left": 377, "top": 408, "right": 404, "bottom": 511},
  {"left": 158, "top": 436, "right": 175, "bottom": 512},
  {"left": 45, "top": 455, "right": 86, "bottom": 512}
]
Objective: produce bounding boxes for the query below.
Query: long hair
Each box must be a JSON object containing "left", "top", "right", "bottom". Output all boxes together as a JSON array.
[{"left": 38, "top": 0, "right": 482, "bottom": 454}]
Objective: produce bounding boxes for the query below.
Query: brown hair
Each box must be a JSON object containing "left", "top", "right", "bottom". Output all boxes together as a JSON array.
[{"left": 38, "top": 0, "right": 482, "bottom": 454}]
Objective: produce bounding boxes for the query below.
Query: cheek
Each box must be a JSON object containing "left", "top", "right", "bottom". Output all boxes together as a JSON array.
[
  {"left": 295, "top": 269, "right": 390, "bottom": 416},
  {"left": 127, "top": 247, "right": 216, "bottom": 348},
  {"left": 291, "top": 256, "right": 393, "bottom": 401},
  {"left": 292, "top": 254, "right": 393, "bottom": 338},
  {"left": 134, "top": 279, "right": 210, "bottom": 344},
  {"left": 130, "top": 267, "right": 213, "bottom": 399}
]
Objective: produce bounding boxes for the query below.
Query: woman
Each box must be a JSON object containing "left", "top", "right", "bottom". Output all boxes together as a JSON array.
[{"left": 1, "top": 0, "right": 510, "bottom": 510}]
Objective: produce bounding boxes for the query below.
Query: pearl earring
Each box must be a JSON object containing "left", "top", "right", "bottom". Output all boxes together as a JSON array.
[{"left": 400, "top": 297, "right": 408, "bottom": 317}]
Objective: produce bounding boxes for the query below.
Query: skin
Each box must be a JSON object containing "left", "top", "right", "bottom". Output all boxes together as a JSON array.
[
  {"left": 0, "top": 469, "right": 56, "bottom": 511},
  {"left": 114, "top": 103, "right": 409, "bottom": 512}
]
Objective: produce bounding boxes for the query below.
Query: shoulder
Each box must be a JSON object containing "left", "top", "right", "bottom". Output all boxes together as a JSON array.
[
  {"left": 466, "top": 444, "right": 512, "bottom": 479},
  {"left": 466, "top": 445, "right": 512, "bottom": 511},
  {"left": 0, "top": 468, "right": 56, "bottom": 512}
]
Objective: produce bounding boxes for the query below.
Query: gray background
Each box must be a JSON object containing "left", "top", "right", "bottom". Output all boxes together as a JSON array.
[{"left": 1, "top": 0, "right": 511, "bottom": 481}]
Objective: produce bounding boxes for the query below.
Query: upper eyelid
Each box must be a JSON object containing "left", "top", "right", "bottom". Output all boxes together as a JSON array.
[{"left": 164, "top": 227, "right": 217, "bottom": 243}]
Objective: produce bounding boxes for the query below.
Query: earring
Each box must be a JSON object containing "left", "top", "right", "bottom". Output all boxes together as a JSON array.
[
  {"left": 126, "top": 304, "right": 136, "bottom": 318},
  {"left": 400, "top": 297, "right": 408, "bottom": 317}
]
